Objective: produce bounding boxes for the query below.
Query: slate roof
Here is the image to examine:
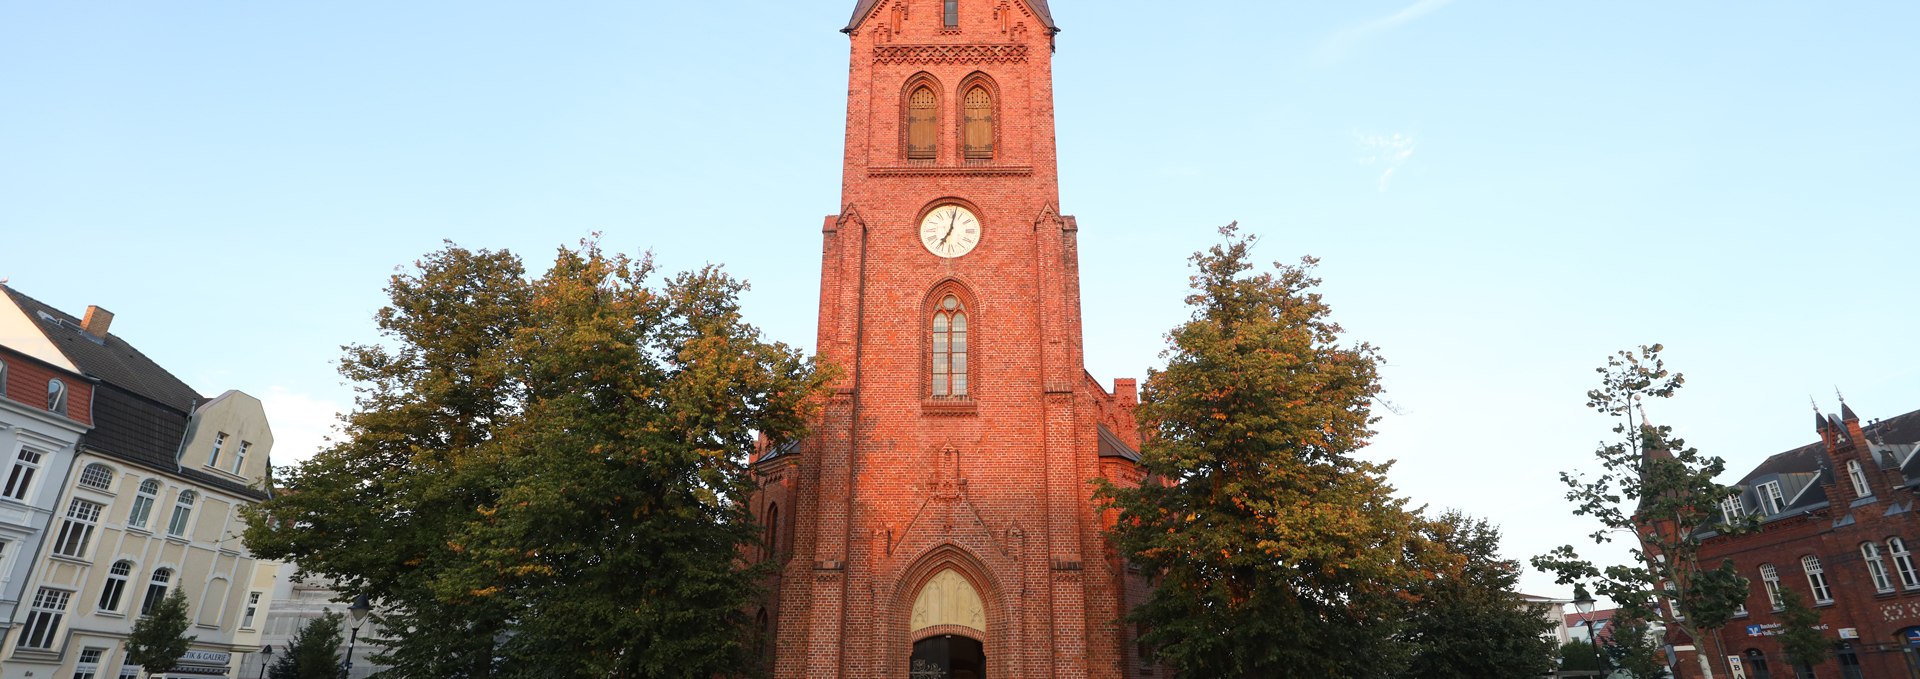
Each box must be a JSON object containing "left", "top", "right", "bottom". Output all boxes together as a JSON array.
[
  {"left": 846, "top": 0, "right": 1056, "bottom": 33},
  {"left": 2, "top": 286, "right": 202, "bottom": 412},
  {"left": 1096, "top": 424, "right": 1139, "bottom": 462},
  {"left": 1710, "top": 407, "right": 1920, "bottom": 531}
]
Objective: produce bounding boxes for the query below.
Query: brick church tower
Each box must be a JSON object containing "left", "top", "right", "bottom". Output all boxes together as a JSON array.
[{"left": 749, "top": 1, "right": 1152, "bottom": 678}]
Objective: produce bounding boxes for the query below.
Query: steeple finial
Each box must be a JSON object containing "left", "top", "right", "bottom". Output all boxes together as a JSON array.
[{"left": 1814, "top": 397, "right": 1829, "bottom": 431}]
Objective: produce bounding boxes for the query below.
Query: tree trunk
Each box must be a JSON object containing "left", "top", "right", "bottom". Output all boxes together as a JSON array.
[{"left": 1696, "top": 651, "right": 1716, "bottom": 679}]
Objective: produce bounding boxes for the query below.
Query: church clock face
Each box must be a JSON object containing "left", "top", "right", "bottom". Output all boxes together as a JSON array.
[{"left": 919, "top": 204, "right": 981, "bottom": 258}]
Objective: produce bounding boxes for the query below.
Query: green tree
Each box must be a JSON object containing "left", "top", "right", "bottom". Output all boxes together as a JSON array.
[
  {"left": 269, "top": 611, "right": 344, "bottom": 679},
  {"left": 1774, "top": 588, "right": 1828, "bottom": 672},
  {"left": 126, "top": 589, "right": 195, "bottom": 679},
  {"left": 1095, "top": 224, "right": 1437, "bottom": 678},
  {"left": 1559, "top": 639, "right": 1607, "bottom": 675},
  {"left": 1404, "top": 511, "right": 1557, "bottom": 679},
  {"left": 243, "top": 240, "right": 832, "bottom": 678},
  {"left": 1605, "top": 614, "right": 1673, "bottom": 678},
  {"left": 1533, "top": 345, "right": 1754, "bottom": 679}
]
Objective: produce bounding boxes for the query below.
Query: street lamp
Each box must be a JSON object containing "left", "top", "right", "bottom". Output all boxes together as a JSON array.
[
  {"left": 258, "top": 645, "right": 272, "bottom": 679},
  {"left": 344, "top": 595, "right": 372, "bottom": 679},
  {"left": 1573, "top": 584, "right": 1602, "bottom": 678}
]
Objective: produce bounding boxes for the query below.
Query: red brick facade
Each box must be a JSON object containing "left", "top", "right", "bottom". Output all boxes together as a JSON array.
[
  {"left": 0, "top": 346, "right": 94, "bottom": 428},
  {"left": 749, "top": 2, "right": 1151, "bottom": 677},
  {"left": 1666, "top": 405, "right": 1920, "bottom": 679}
]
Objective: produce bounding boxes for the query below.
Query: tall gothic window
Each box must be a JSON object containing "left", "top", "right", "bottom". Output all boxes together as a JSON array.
[
  {"left": 963, "top": 87, "right": 994, "bottom": 160},
  {"left": 931, "top": 295, "right": 969, "bottom": 399},
  {"left": 907, "top": 87, "right": 937, "bottom": 160},
  {"left": 1848, "top": 459, "right": 1871, "bottom": 498},
  {"left": 764, "top": 503, "right": 780, "bottom": 560}
]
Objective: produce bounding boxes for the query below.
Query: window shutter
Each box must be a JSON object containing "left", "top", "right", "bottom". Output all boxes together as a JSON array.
[
  {"left": 964, "top": 87, "right": 993, "bottom": 160},
  {"left": 908, "top": 88, "right": 937, "bottom": 160}
]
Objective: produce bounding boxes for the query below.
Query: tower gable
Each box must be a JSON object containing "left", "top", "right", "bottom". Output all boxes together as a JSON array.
[{"left": 847, "top": 0, "right": 1058, "bottom": 34}]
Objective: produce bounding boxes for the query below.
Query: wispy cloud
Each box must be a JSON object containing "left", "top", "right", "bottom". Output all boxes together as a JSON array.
[
  {"left": 1357, "top": 132, "right": 1416, "bottom": 192},
  {"left": 261, "top": 385, "right": 343, "bottom": 466},
  {"left": 1321, "top": 0, "right": 1456, "bottom": 63}
]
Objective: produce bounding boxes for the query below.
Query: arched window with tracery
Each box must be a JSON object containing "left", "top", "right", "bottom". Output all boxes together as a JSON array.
[
  {"left": 931, "top": 295, "right": 969, "bottom": 399},
  {"left": 908, "top": 86, "right": 937, "bottom": 160},
  {"left": 963, "top": 86, "right": 994, "bottom": 160}
]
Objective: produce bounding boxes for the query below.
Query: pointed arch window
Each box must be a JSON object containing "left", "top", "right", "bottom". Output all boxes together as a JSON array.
[
  {"left": 931, "top": 295, "right": 969, "bottom": 399},
  {"left": 764, "top": 502, "right": 780, "bottom": 560},
  {"left": 907, "top": 87, "right": 937, "bottom": 160},
  {"left": 963, "top": 87, "right": 994, "bottom": 160}
]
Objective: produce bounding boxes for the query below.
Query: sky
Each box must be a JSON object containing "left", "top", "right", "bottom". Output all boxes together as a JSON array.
[{"left": 3, "top": 1, "right": 1916, "bottom": 600}]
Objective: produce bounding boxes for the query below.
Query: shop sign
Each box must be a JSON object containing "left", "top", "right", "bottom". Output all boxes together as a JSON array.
[
  {"left": 1903, "top": 627, "right": 1920, "bottom": 647},
  {"left": 1747, "top": 622, "right": 1831, "bottom": 637},
  {"left": 1727, "top": 656, "right": 1747, "bottom": 679},
  {"left": 180, "top": 650, "right": 231, "bottom": 664},
  {"left": 1840, "top": 627, "right": 1860, "bottom": 639}
]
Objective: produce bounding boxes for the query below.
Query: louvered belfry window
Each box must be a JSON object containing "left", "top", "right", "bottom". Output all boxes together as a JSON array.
[
  {"left": 931, "top": 295, "right": 968, "bottom": 399},
  {"left": 908, "top": 87, "right": 937, "bottom": 160},
  {"left": 963, "top": 87, "right": 994, "bottom": 160}
]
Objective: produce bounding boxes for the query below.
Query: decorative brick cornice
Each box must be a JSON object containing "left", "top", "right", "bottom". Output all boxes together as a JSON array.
[
  {"left": 870, "top": 165, "right": 1032, "bottom": 178},
  {"left": 875, "top": 44, "right": 1028, "bottom": 65}
]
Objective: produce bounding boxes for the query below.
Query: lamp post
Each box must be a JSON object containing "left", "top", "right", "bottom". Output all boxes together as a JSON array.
[
  {"left": 344, "top": 595, "right": 372, "bottom": 679},
  {"left": 1574, "top": 584, "right": 1602, "bottom": 678},
  {"left": 258, "top": 645, "right": 272, "bottom": 679}
]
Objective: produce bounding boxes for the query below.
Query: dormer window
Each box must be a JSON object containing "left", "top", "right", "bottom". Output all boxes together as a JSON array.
[
  {"left": 46, "top": 379, "right": 67, "bottom": 416},
  {"left": 1848, "top": 459, "right": 1872, "bottom": 498},
  {"left": 208, "top": 432, "right": 227, "bottom": 468},
  {"left": 944, "top": 0, "right": 958, "bottom": 27},
  {"left": 1719, "top": 495, "right": 1744, "bottom": 523},
  {"left": 1757, "top": 481, "right": 1785, "bottom": 515}
]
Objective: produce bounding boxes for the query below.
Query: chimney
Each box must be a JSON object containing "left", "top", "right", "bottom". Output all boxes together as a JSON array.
[{"left": 82, "top": 306, "right": 114, "bottom": 338}]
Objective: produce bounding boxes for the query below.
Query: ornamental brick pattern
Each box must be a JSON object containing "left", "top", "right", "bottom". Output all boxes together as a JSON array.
[{"left": 748, "top": 2, "right": 1153, "bottom": 678}]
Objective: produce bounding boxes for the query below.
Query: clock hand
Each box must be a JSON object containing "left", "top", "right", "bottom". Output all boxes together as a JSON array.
[{"left": 941, "top": 211, "right": 957, "bottom": 244}]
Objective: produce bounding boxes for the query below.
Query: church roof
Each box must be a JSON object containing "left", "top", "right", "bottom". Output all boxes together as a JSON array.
[{"left": 846, "top": 0, "right": 1056, "bottom": 33}]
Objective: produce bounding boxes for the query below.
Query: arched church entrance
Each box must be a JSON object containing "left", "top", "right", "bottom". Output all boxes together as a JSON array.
[
  {"left": 910, "top": 636, "right": 985, "bottom": 679},
  {"left": 907, "top": 568, "right": 988, "bottom": 679}
]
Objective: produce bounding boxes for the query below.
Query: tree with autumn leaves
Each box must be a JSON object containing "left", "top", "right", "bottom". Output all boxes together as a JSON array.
[
  {"left": 1099, "top": 225, "right": 1554, "bottom": 678},
  {"left": 243, "top": 240, "right": 831, "bottom": 678}
]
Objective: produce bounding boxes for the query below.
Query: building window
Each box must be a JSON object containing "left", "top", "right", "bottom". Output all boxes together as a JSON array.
[
  {"left": 241, "top": 591, "right": 262, "bottom": 629},
  {"left": 1838, "top": 645, "right": 1864, "bottom": 679},
  {"left": 54, "top": 498, "right": 104, "bottom": 558},
  {"left": 765, "top": 502, "right": 780, "bottom": 560},
  {"left": 1757, "top": 481, "right": 1785, "bottom": 515},
  {"left": 1848, "top": 459, "right": 1872, "bottom": 498},
  {"left": 1892, "top": 538, "right": 1920, "bottom": 589},
  {"left": 962, "top": 86, "right": 994, "bottom": 160},
  {"left": 1745, "top": 650, "right": 1773, "bottom": 679},
  {"left": 1802, "top": 555, "right": 1833, "bottom": 604},
  {"left": 129, "top": 479, "right": 160, "bottom": 530},
  {"left": 1719, "top": 495, "right": 1744, "bottom": 523},
  {"left": 141, "top": 568, "right": 173, "bottom": 616},
  {"left": 943, "top": 0, "right": 958, "bottom": 26},
  {"left": 1793, "top": 661, "right": 1816, "bottom": 679},
  {"left": 231, "top": 441, "right": 250, "bottom": 474},
  {"left": 907, "top": 86, "right": 937, "bottom": 160},
  {"left": 3, "top": 447, "right": 43, "bottom": 501},
  {"left": 19, "top": 588, "right": 72, "bottom": 649},
  {"left": 1760, "top": 564, "right": 1784, "bottom": 610},
  {"left": 78, "top": 463, "right": 115, "bottom": 491},
  {"left": 74, "top": 646, "right": 106, "bottom": 679},
  {"left": 0, "top": 359, "right": 7, "bottom": 396},
  {"left": 1864, "top": 542, "right": 1895, "bottom": 592},
  {"left": 99, "top": 560, "right": 134, "bottom": 612},
  {"left": 47, "top": 378, "right": 68, "bottom": 415},
  {"left": 931, "top": 295, "right": 969, "bottom": 399},
  {"left": 1663, "top": 581, "right": 1683, "bottom": 620},
  {"left": 167, "top": 489, "right": 197, "bottom": 537},
  {"left": 208, "top": 432, "right": 227, "bottom": 468}
]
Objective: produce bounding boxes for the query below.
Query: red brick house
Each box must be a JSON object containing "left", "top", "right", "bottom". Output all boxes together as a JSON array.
[
  {"left": 746, "top": 1, "right": 1155, "bottom": 678},
  {"left": 1672, "top": 404, "right": 1920, "bottom": 679}
]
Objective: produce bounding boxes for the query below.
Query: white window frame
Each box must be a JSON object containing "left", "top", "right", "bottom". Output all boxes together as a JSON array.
[
  {"left": 1849, "top": 459, "right": 1872, "bottom": 498},
  {"left": 4, "top": 446, "right": 45, "bottom": 502},
  {"left": 18, "top": 587, "right": 72, "bottom": 650},
  {"left": 231, "top": 440, "right": 249, "bottom": 474},
  {"left": 207, "top": 432, "right": 227, "bottom": 468},
  {"left": 53, "top": 498, "right": 103, "bottom": 558},
  {"left": 75, "top": 646, "right": 106, "bottom": 679},
  {"left": 98, "top": 560, "right": 134, "bottom": 612},
  {"left": 1804, "top": 555, "right": 1833, "bottom": 604},
  {"left": 128, "top": 479, "right": 160, "bottom": 530},
  {"left": 1720, "top": 495, "right": 1744, "bottom": 523},
  {"left": 167, "top": 490, "right": 197, "bottom": 538},
  {"left": 1891, "top": 538, "right": 1920, "bottom": 589},
  {"left": 141, "top": 568, "right": 173, "bottom": 616},
  {"left": 0, "top": 359, "right": 7, "bottom": 397},
  {"left": 241, "top": 591, "right": 262, "bottom": 629},
  {"left": 78, "top": 463, "right": 115, "bottom": 492},
  {"left": 1759, "top": 481, "right": 1786, "bottom": 515},
  {"left": 1864, "top": 542, "right": 1894, "bottom": 592},
  {"left": 47, "top": 378, "right": 68, "bottom": 415},
  {"left": 1761, "top": 564, "right": 1784, "bottom": 610}
]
